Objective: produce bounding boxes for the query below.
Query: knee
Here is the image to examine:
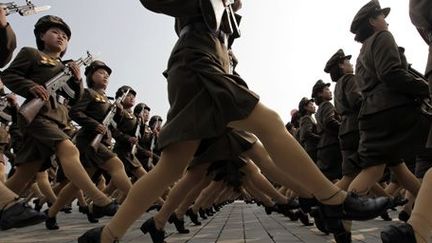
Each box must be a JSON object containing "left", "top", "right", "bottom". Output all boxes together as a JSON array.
[
  {"left": 424, "top": 168, "right": 432, "bottom": 180},
  {"left": 56, "top": 140, "right": 79, "bottom": 158}
]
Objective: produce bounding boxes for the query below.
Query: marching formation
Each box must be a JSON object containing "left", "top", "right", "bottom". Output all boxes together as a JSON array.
[{"left": 0, "top": 1, "right": 431, "bottom": 243}]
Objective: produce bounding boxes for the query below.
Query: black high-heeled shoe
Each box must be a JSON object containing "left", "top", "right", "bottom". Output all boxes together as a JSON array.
[
  {"left": 334, "top": 231, "right": 352, "bottom": 243},
  {"left": 320, "top": 192, "right": 390, "bottom": 220},
  {"left": 381, "top": 223, "right": 417, "bottom": 243},
  {"left": 310, "top": 207, "right": 329, "bottom": 235},
  {"left": 199, "top": 208, "right": 207, "bottom": 219},
  {"left": 298, "top": 197, "right": 318, "bottom": 213},
  {"left": 398, "top": 210, "right": 411, "bottom": 222},
  {"left": 91, "top": 201, "right": 118, "bottom": 219},
  {"left": 168, "top": 213, "right": 190, "bottom": 234},
  {"left": 380, "top": 211, "right": 392, "bottom": 221},
  {"left": 186, "top": 208, "right": 201, "bottom": 225},
  {"left": 0, "top": 201, "right": 46, "bottom": 230},
  {"left": 295, "top": 210, "right": 313, "bottom": 226},
  {"left": 44, "top": 209, "right": 59, "bottom": 230},
  {"left": 78, "top": 226, "right": 119, "bottom": 243},
  {"left": 140, "top": 217, "right": 166, "bottom": 243}
]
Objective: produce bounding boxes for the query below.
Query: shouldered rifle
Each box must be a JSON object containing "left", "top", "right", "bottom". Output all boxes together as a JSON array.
[
  {"left": 200, "top": 0, "right": 240, "bottom": 38},
  {"left": 131, "top": 109, "right": 144, "bottom": 155},
  {"left": 1, "top": 0, "right": 51, "bottom": 16},
  {"left": 408, "top": 64, "right": 432, "bottom": 118},
  {"left": 19, "top": 51, "right": 94, "bottom": 125},
  {"left": 90, "top": 88, "right": 130, "bottom": 151}
]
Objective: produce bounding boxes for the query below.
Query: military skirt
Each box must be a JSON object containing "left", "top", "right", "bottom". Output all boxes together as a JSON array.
[
  {"left": 158, "top": 30, "right": 259, "bottom": 150},
  {"left": 339, "top": 131, "right": 361, "bottom": 177},
  {"left": 317, "top": 144, "right": 342, "bottom": 181},
  {"left": 189, "top": 129, "right": 257, "bottom": 168},
  {"left": 358, "top": 104, "right": 430, "bottom": 168},
  {"left": 16, "top": 117, "right": 70, "bottom": 170},
  {"left": 75, "top": 131, "right": 116, "bottom": 168},
  {"left": 114, "top": 148, "right": 142, "bottom": 174}
]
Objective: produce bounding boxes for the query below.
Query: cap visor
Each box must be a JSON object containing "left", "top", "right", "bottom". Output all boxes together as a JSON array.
[{"left": 382, "top": 7, "right": 390, "bottom": 18}]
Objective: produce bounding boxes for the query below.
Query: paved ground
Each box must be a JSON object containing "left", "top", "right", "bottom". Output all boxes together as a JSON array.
[{"left": 0, "top": 201, "right": 398, "bottom": 243}]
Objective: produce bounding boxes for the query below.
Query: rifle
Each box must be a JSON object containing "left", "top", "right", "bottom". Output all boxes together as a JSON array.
[
  {"left": 1, "top": 0, "right": 50, "bottom": 16},
  {"left": 408, "top": 64, "right": 432, "bottom": 118},
  {"left": 131, "top": 109, "right": 144, "bottom": 155},
  {"left": 18, "top": 51, "right": 94, "bottom": 125},
  {"left": 0, "top": 94, "right": 13, "bottom": 122},
  {"left": 90, "top": 88, "right": 131, "bottom": 151},
  {"left": 200, "top": 0, "right": 240, "bottom": 38}
]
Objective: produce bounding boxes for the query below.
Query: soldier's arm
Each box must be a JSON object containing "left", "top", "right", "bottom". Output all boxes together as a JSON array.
[
  {"left": 345, "top": 75, "right": 362, "bottom": 111},
  {"left": 322, "top": 102, "right": 340, "bottom": 131},
  {"left": 139, "top": 0, "right": 201, "bottom": 17},
  {"left": 0, "top": 7, "right": 16, "bottom": 68},
  {"left": 1, "top": 47, "right": 38, "bottom": 98},
  {"left": 302, "top": 117, "right": 320, "bottom": 140},
  {"left": 69, "top": 89, "right": 100, "bottom": 130},
  {"left": 110, "top": 119, "right": 132, "bottom": 144},
  {"left": 374, "top": 31, "right": 429, "bottom": 97}
]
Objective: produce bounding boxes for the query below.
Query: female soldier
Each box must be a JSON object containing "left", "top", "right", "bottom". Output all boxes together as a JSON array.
[
  {"left": 298, "top": 97, "right": 320, "bottom": 162},
  {"left": 347, "top": 0, "right": 428, "bottom": 200},
  {"left": 2, "top": 15, "right": 117, "bottom": 225},
  {"left": 79, "top": 1, "right": 390, "bottom": 242},
  {"left": 312, "top": 80, "right": 342, "bottom": 181}
]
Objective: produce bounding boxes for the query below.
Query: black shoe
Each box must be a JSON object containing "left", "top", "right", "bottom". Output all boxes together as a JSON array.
[
  {"left": 398, "top": 210, "right": 411, "bottom": 222},
  {"left": 199, "top": 208, "right": 207, "bottom": 220},
  {"left": 213, "top": 204, "right": 220, "bottom": 212},
  {"left": 60, "top": 204, "right": 72, "bottom": 214},
  {"left": 278, "top": 199, "right": 300, "bottom": 211},
  {"left": 0, "top": 201, "right": 46, "bottom": 230},
  {"left": 310, "top": 207, "right": 329, "bottom": 235},
  {"left": 264, "top": 205, "right": 275, "bottom": 215},
  {"left": 33, "top": 199, "right": 43, "bottom": 212},
  {"left": 389, "top": 196, "right": 409, "bottom": 210},
  {"left": 186, "top": 208, "right": 201, "bottom": 226},
  {"left": 334, "top": 231, "right": 352, "bottom": 243},
  {"left": 380, "top": 211, "right": 392, "bottom": 221},
  {"left": 44, "top": 209, "right": 59, "bottom": 230},
  {"left": 205, "top": 208, "right": 214, "bottom": 216},
  {"left": 283, "top": 209, "right": 299, "bottom": 221},
  {"left": 79, "top": 204, "right": 88, "bottom": 214},
  {"left": 299, "top": 197, "right": 318, "bottom": 213},
  {"left": 91, "top": 201, "right": 118, "bottom": 219},
  {"left": 295, "top": 210, "right": 313, "bottom": 226},
  {"left": 86, "top": 210, "right": 99, "bottom": 224},
  {"left": 381, "top": 223, "right": 417, "bottom": 243},
  {"left": 168, "top": 213, "right": 190, "bottom": 234},
  {"left": 78, "top": 226, "right": 119, "bottom": 243},
  {"left": 140, "top": 218, "right": 166, "bottom": 243},
  {"left": 320, "top": 192, "right": 390, "bottom": 220}
]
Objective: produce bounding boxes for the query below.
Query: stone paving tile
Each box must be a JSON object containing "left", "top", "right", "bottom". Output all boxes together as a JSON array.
[{"left": 0, "top": 201, "right": 402, "bottom": 243}]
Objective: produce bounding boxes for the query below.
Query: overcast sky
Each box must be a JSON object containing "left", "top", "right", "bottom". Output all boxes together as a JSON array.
[{"left": 6, "top": 0, "right": 429, "bottom": 123}]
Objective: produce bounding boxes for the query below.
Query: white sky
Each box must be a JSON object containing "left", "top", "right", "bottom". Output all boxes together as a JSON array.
[{"left": 6, "top": 0, "right": 429, "bottom": 123}]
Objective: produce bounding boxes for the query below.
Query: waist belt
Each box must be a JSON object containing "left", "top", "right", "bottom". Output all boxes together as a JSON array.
[{"left": 180, "top": 22, "right": 228, "bottom": 45}]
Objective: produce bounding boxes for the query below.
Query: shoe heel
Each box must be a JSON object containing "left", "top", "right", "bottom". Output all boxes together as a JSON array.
[{"left": 140, "top": 223, "right": 149, "bottom": 234}]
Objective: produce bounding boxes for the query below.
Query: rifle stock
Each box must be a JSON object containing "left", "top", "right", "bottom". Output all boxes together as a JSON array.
[
  {"left": 90, "top": 134, "right": 103, "bottom": 151},
  {"left": 18, "top": 98, "right": 45, "bottom": 124}
]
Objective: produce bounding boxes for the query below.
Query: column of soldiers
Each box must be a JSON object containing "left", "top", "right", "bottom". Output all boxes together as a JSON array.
[{"left": 0, "top": 1, "right": 431, "bottom": 243}]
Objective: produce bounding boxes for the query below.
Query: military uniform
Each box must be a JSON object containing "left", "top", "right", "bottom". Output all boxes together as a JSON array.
[
  {"left": 298, "top": 98, "right": 320, "bottom": 162},
  {"left": 352, "top": 1, "right": 430, "bottom": 168},
  {"left": 136, "top": 123, "right": 153, "bottom": 170},
  {"left": 69, "top": 88, "right": 117, "bottom": 168},
  {"left": 112, "top": 108, "right": 143, "bottom": 173},
  {"left": 325, "top": 50, "right": 362, "bottom": 176},
  {"left": 140, "top": 0, "right": 259, "bottom": 150},
  {"left": 1, "top": 47, "right": 83, "bottom": 169}
]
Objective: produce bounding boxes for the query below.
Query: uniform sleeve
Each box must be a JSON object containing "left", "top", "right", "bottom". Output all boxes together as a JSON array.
[
  {"left": 69, "top": 89, "right": 100, "bottom": 130},
  {"left": 321, "top": 102, "right": 340, "bottom": 132},
  {"left": 140, "top": 0, "right": 201, "bottom": 17},
  {"left": 1, "top": 47, "right": 38, "bottom": 98},
  {"left": 300, "top": 117, "right": 320, "bottom": 141},
  {"left": 373, "top": 31, "right": 429, "bottom": 97},
  {"left": 0, "top": 23, "right": 16, "bottom": 68},
  {"left": 110, "top": 116, "right": 132, "bottom": 144},
  {"left": 345, "top": 75, "right": 362, "bottom": 111}
]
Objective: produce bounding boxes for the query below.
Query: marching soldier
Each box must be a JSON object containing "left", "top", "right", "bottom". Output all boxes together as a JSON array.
[
  {"left": 80, "top": 1, "right": 389, "bottom": 241},
  {"left": 298, "top": 97, "right": 320, "bottom": 162},
  {"left": 312, "top": 80, "right": 342, "bottom": 181}
]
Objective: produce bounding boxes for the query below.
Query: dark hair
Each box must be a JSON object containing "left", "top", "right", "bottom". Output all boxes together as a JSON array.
[
  {"left": 314, "top": 96, "right": 325, "bottom": 106},
  {"left": 86, "top": 73, "right": 95, "bottom": 88},
  {"left": 354, "top": 13, "right": 381, "bottom": 43},
  {"left": 329, "top": 63, "right": 343, "bottom": 81},
  {"left": 149, "top": 115, "right": 163, "bottom": 129},
  {"left": 290, "top": 111, "right": 301, "bottom": 128}
]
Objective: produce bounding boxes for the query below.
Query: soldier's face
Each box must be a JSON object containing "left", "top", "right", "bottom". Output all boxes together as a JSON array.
[
  {"left": 40, "top": 27, "right": 68, "bottom": 53},
  {"left": 143, "top": 109, "right": 150, "bottom": 122},
  {"left": 123, "top": 93, "right": 135, "bottom": 108},
  {"left": 370, "top": 13, "right": 388, "bottom": 32},
  {"left": 320, "top": 87, "right": 332, "bottom": 101},
  {"left": 339, "top": 59, "right": 353, "bottom": 74},
  {"left": 305, "top": 102, "right": 316, "bottom": 114},
  {"left": 92, "top": 69, "right": 110, "bottom": 89}
]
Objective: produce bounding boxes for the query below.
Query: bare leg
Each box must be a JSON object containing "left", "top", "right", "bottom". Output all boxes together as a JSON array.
[{"left": 36, "top": 171, "right": 57, "bottom": 204}]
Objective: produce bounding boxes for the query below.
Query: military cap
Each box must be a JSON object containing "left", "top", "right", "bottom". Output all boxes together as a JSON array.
[
  {"left": 311, "top": 80, "right": 331, "bottom": 98},
  {"left": 84, "top": 60, "right": 112, "bottom": 77},
  {"left": 350, "top": 0, "right": 390, "bottom": 34},
  {"left": 34, "top": 15, "right": 71, "bottom": 51},
  {"left": 115, "top": 85, "right": 137, "bottom": 99},
  {"left": 298, "top": 97, "right": 315, "bottom": 114},
  {"left": 133, "top": 102, "right": 150, "bottom": 115},
  {"left": 324, "top": 49, "right": 352, "bottom": 73}
]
